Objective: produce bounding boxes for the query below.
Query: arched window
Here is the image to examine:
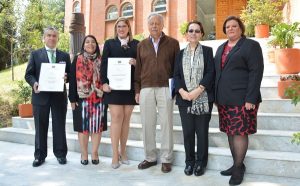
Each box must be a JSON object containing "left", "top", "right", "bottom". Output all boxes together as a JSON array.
[
  {"left": 106, "top": 6, "right": 118, "bottom": 20},
  {"left": 122, "top": 3, "right": 133, "bottom": 17},
  {"left": 153, "top": 0, "right": 166, "bottom": 12},
  {"left": 73, "top": 1, "right": 80, "bottom": 13}
]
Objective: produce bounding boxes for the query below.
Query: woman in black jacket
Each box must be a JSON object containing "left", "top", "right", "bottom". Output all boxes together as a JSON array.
[
  {"left": 101, "top": 17, "right": 139, "bottom": 169},
  {"left": 174, "top": 20, "right": 214, "bottom": 177},
  {"left": 214, "top": 16, "right": 264, "bottom": 185}
]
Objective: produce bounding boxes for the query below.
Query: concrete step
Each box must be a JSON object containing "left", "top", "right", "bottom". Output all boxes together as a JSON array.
[
  {"left": 0, "top": 127, "right": 299, "bottom": 179},
  {"left": 14, "top": 109, "right": 300, "bottom": 131},
  {"left": 261, "top": 74, "right": 279, "bottom": 87},
  {"left": 261, "top": 86, "right": 279, "bottom": 98},
  {"left": 65, "top": 99, "right": 300, "bottom": 121},
  {"left": 11, "top": 117, "right": 299, "bottom": 153}
]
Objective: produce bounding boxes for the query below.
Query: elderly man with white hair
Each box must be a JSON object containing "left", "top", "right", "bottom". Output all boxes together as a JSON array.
[{"left": 134, "top": 13, "right": 180, "bottom": 173}]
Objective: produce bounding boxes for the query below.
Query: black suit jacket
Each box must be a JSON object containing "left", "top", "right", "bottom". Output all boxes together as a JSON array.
[
  {"left": 174, "top": 45, "right": 215, "bottom": 106},
  {"left": 214, "top": 37, "right": 264, "bottom": 106},
  {"left": 25, "top": 48, "right": 71, "bottom": 106},
  {"left": 100, "top": 38, "right": 139, "bottom": 89}
]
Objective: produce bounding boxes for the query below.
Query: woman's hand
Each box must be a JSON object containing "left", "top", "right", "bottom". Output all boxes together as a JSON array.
[
  {"left": 245, "top": 102, "right": 255, "bottom": 110},
  {"left": 103, "top": 83, "right": 111, "bottom": 92},
  {"left": 189, "top": 86, "right": 204, "bottom": 100},
  {"left": 129, "top": 58, "right": 136, "bottom": 66},
  {"left": 179, "top": 88, "right": 192, "bottom": 101},
  {"left": 71, "top": 102, "right": 78, "bottom": 110}
]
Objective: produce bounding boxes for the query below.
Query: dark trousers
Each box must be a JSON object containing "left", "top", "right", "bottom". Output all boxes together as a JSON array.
[
  {"left": 178, "top": 103, "right": 212, "bottom": 167},
  {"left": 33, "top": 95, "right": 68, "bottom": 160}
]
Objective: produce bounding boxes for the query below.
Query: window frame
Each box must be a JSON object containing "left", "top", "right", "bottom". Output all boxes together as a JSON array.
[
  {"left": 73, "top": 1, "right": 81, "bottom": 13},
  {"left": 106, "top": 5, "right": 119, "bottom": 21},
  {"left": 121, "top": 3, "right": 134, "bottom": 18},
  {"left": 153, "top": 0, "right": 167, "bottom": 13}
]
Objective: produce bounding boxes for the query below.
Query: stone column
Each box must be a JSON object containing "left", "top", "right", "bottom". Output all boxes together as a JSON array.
[{"left": 69, "top": 13, "right": 85, "bottom": 61}]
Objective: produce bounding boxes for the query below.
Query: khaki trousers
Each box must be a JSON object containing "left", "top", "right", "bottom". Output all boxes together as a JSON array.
[{"left": 140, "top": 87, "right": 174, "bottom": 163}]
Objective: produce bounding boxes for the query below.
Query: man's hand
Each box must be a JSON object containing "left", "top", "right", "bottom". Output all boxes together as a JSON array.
[
  {"left": 33, "top": 82, "right": 40, "bottom": 93},
  {"left": 135, "top": 93, "right": 140, "bottom": 104},
  {"left": 63, "top": 73, "right": 67, "bottom": 83}
]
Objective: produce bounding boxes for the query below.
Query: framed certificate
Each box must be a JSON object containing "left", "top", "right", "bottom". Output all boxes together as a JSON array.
[
  {"left": 38, "top": 63, "right": 66, "bottom": 92},
  {"left": 107, "top": 58, "right": 131, "bottom": 90}
]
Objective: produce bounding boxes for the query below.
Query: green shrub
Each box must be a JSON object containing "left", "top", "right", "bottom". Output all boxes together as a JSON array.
[
  {"left": 179, "top": 21, "right": 188, "bottom": 36},
  {"left": 12, "top": 80, "right": 31, "bottom": 104},
  {"left": 0, "top": 97, "right": 13, "bottom": 128}
]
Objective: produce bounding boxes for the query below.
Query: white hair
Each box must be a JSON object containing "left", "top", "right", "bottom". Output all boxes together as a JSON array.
[{"left": 147, "top": 13, "right": 164, "bottom": 24}]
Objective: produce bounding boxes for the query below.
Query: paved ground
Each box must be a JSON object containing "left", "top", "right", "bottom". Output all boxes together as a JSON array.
[{"left": 0, "top": 141, "right": 299, "bottom": 186}]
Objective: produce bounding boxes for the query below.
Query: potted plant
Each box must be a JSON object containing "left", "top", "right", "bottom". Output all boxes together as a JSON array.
[
  {"left": 270, "top": 22, "right": 300, "bottom": 74},
  {"left": 240, "top": 0, "right": 286, "bottom": 38},
  {"left": 278, "top": 74, "right": 300, "bottom": 98},
  {"left": 284, "top": 83, "right": 300, "bottom": 145},
  {"left": 13, "top": 80, "right": 33, "bottom": 118}
]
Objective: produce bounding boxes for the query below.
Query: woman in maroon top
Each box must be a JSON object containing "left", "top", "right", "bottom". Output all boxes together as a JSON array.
[{"left": 214, "top": 16, "right": 264, "bottom": 185}]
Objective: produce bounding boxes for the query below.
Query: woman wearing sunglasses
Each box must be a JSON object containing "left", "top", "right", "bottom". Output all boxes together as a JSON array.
[{"left": 174, "top": 20, "right": 214, "bottom": 176}]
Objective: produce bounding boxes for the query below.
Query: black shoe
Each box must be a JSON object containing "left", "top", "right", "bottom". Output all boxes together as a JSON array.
[
  {"left": 81, "top": 159, "right": 88, "bottom": 165},
  {"left": 92, "top": 159, "right": 99, "bottom": 165},
  {"left": 194, "top": 165, "right": 205, "bottom": 176},
  {"left": 184, "top": 165, "right": 194, "bottom": 176},
  {"left": 229, "top": 165, "right": 246, "bottom": 185},
  {"left": 220, "top": 165, "right": 234, "bottom": 176},
  {"left": 32, "top": 159, "right": 45, "bottom": 167},
  {"left": 57, "top": 157, "right": 67, "bottom": 165}
]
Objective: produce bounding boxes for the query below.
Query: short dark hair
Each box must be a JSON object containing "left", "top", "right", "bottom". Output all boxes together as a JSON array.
[
  {"left": 81, "top": 35, "right": 101, "bottom": 58},
  {"left": 185, "top": 20, "right": 205, "bottom": 36},
  {"left": 222, "top": 16, "right": 245, "bottom": 36}
]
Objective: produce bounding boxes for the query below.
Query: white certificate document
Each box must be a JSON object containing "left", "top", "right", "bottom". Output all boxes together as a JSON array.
[
  {"left": 107, "top": 58, "right": 131, "bottom": 90},
  {"left": 38, "top": 63, "right": 66, "bottom": 92}
]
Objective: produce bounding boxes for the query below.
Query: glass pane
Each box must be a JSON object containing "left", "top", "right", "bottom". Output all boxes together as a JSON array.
[{"left": 107, "top": 6, "right": 118, "bottom": 20}]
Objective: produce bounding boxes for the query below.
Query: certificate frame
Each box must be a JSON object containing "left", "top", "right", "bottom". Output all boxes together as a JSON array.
[
  {"left": 38, "top": 63, "right": 66, "bottom": 92},
  {"left": 107, "top": 58, "right": 131, "bottom": 90}
]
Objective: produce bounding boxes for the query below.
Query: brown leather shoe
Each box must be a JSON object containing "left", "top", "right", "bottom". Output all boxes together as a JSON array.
[
  {"left": 138, "top": 160, "right": 157, "bottom": 169},
  {"left": 161, "top": 163, "right": 172, "bottom": 173}
]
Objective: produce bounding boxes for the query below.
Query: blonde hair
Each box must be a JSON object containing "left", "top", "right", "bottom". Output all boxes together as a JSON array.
[{"left": 114, "top": 17, "right": 133, "bottom": 41}]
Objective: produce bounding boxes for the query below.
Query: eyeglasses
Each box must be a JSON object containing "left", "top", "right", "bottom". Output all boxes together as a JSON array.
[{"left": 188, "top": 29, "right": 201, "bottom": 34}]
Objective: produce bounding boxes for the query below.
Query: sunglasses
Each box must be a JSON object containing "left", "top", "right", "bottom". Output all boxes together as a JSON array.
[{"left": 188, "top": 29, "right": 201, "bottom": 34}]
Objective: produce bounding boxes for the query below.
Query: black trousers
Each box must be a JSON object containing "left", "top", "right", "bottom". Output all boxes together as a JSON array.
[
  {"left": 178, "top": 103, "right": 212, "bottom": 167},
  {"left": 33, "top": 95, "right": 68, "bottom": 160}
]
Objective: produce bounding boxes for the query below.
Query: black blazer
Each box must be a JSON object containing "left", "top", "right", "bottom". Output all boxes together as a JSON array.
[
  {"left": 174, "top": 45, "right": 215, "bottom": 107},
  {"left": 68, "top": 55, "right": 80, "bottom": 103},
  {"left": 214, "top": 37, "right": 264, "bottom": 106},
  {"left": 100, "top": 38, "right": 139, "bottom": 89},
  {"left": 25, "top": 48, "right": 71, "bottom": 106}
]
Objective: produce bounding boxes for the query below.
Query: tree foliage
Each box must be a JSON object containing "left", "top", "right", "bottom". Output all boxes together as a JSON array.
[
  {"left": 17, "top": 0, "right": 68, "bottom": 64},
  {"left": 0, "top": 0, "right": 16, "bottom": 70}
]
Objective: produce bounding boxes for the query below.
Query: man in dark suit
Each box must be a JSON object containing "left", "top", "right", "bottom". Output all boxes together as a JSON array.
[{"left": 25, "top": 26, "right": 71, "bottom": 167}]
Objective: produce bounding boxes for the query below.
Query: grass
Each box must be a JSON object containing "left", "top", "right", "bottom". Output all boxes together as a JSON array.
[
  {"left": 0, "top": 63, "right": 27, "bottom": 103},
  {"left": 0, "top": 63, "right": 28, "bottom": 128}
]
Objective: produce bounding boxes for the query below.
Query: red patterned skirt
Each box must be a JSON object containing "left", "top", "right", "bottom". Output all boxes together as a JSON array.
[{"left": 217, "top": 104, "right": 259, "bottom": 136}]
